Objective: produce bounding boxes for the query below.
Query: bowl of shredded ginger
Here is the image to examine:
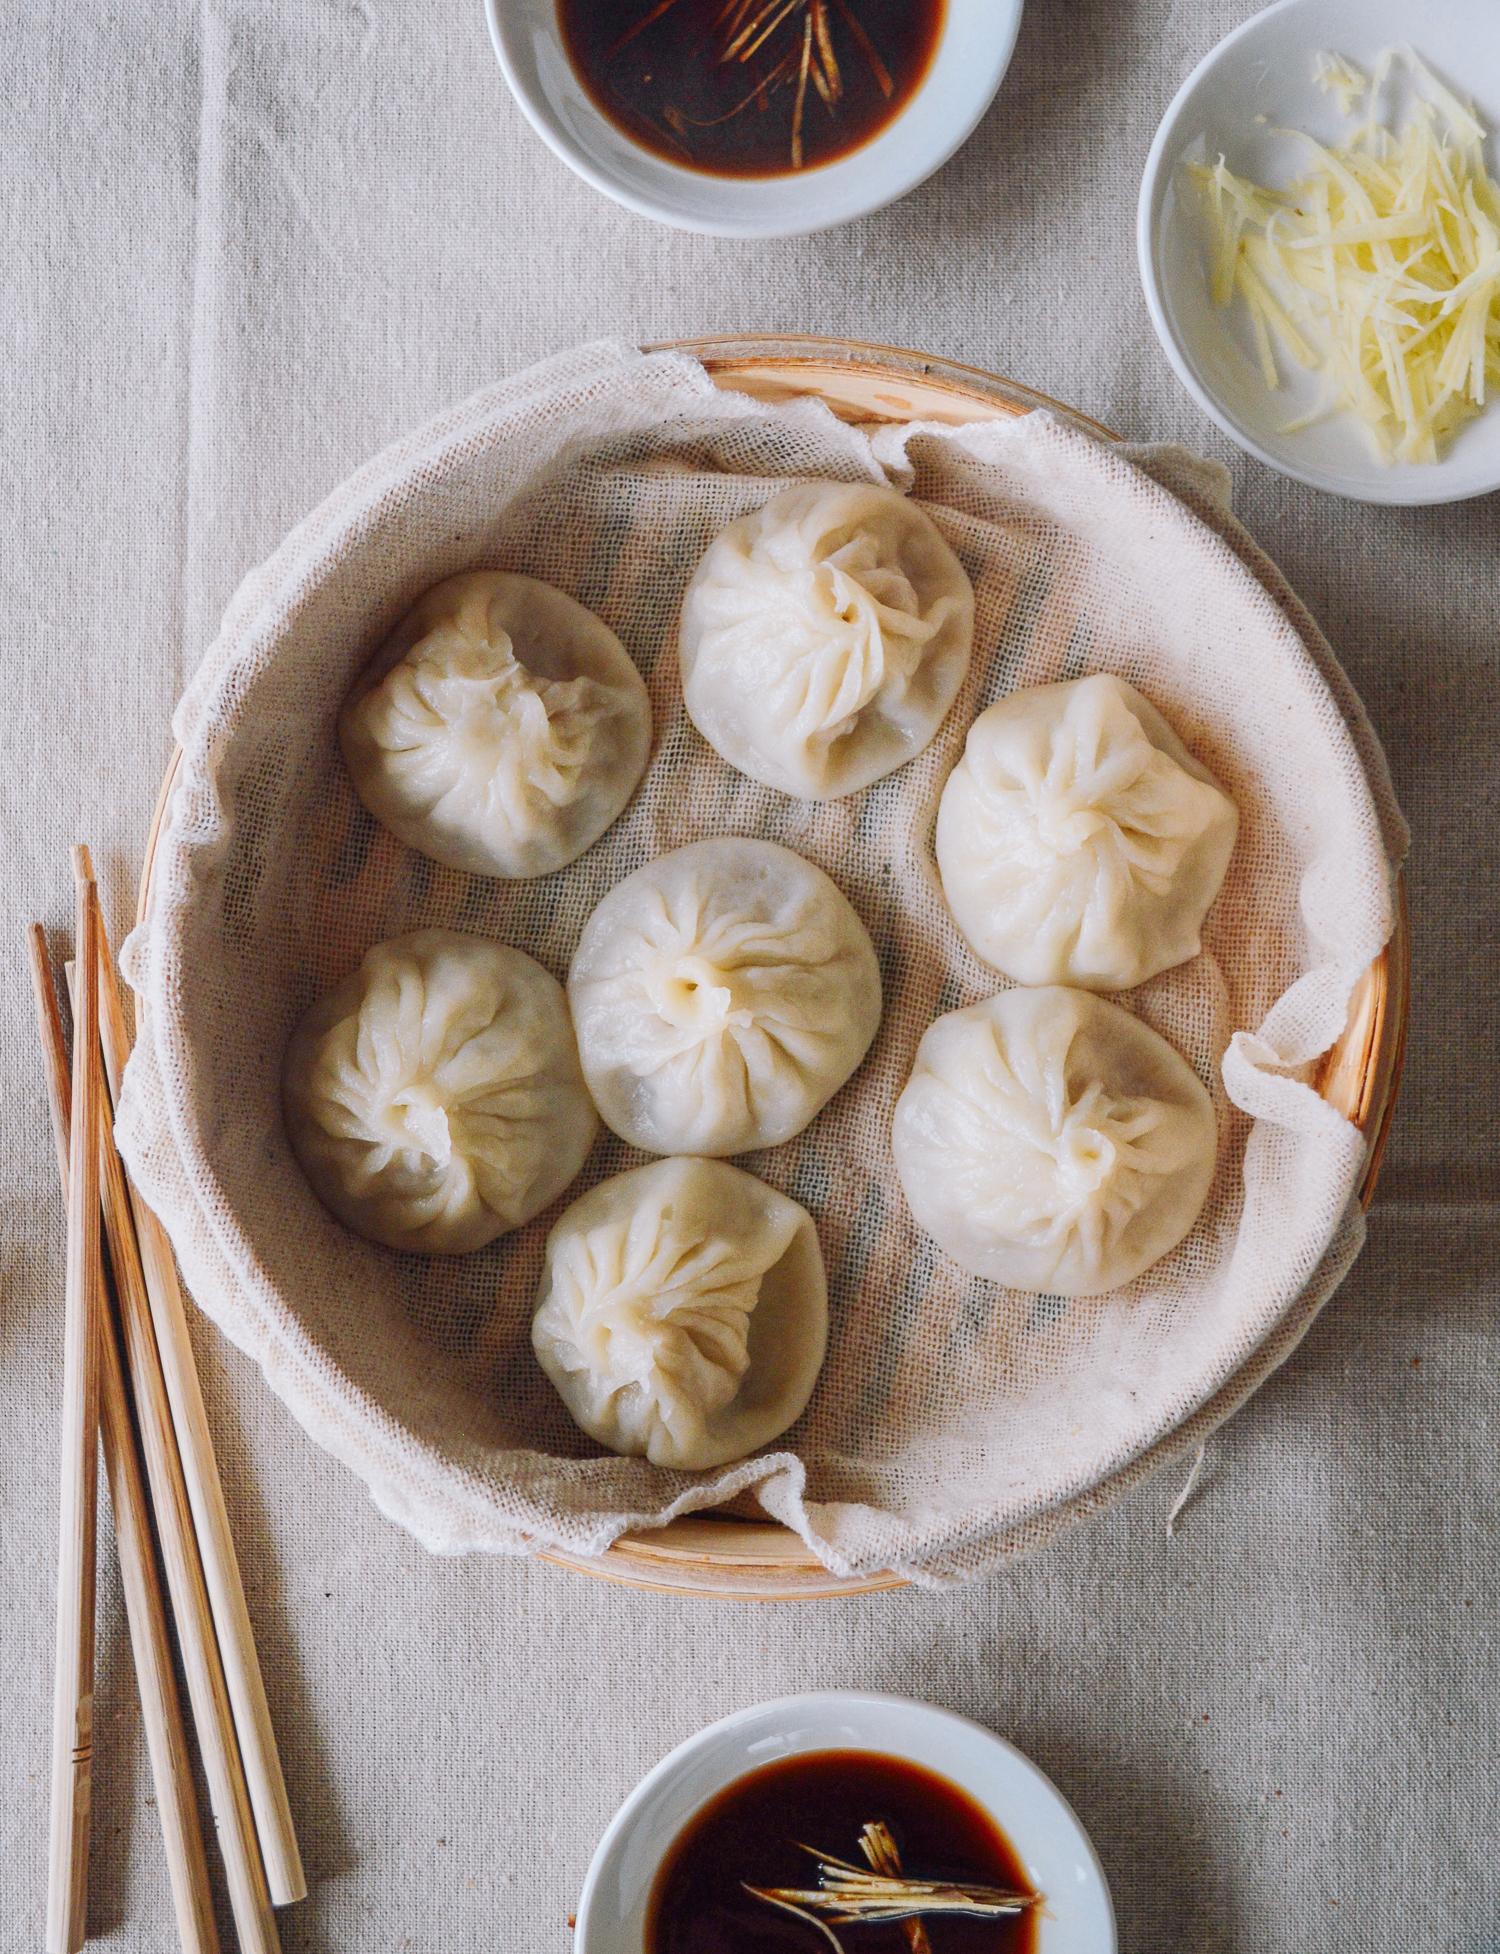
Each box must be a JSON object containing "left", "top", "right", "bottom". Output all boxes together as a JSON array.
[{"left": 1138, "top": 0, "right": 1500, "bottom": 503}]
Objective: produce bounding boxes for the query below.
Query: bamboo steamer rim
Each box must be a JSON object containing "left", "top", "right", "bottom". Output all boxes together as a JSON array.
[{"left": 135, "top": 334, "right": 1409, "bottom": 1602}]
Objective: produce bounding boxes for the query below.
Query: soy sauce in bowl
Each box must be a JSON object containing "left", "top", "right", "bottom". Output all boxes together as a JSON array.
[
  {"left": 556, "top": 0, "right": 947, "bottom": 179},
  {"left": 646, "top": 1748, "right": 1038, "bottom": 1953}
]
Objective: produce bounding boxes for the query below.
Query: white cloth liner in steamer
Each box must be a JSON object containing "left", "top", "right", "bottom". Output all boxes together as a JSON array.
[{"left": 117, "top": 342, "right": 1407, "bottom": 1587}]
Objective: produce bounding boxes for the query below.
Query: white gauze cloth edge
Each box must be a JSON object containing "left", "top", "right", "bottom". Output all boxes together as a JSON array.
[{"left": 117, "top": 341, "right": 1407, "bottom": 1587}]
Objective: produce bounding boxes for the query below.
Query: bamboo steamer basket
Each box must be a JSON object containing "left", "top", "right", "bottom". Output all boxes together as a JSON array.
[{"left": 137, "top": 335, "right": 1409, "bottom": 1602}]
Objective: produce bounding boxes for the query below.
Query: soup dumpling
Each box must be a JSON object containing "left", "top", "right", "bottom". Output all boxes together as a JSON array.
[
  {"left": 531, "top": 1157, "right": 828, "bottom": 1470},
  {"left": 568, "top": 838, "right": 882, "bottom": 1156},
  {"left": 283, "top": 929, "right": 597, "bottom": 1253},
  {"left": 679, "top": 483, "right": 974, "bottom": 799},
  {"left": 340, "top": 571, "right": 651, "bottom": 879},
  {"left": 892, "top": 986, "right": 1217, "bottom": 1296},
  {"left": 936, "top": 674, "right": 1238, "bottom": 991}
]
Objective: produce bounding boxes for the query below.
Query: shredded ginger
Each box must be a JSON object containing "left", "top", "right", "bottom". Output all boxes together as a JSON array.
[
  {"left": 1311, "top": 50, "right": 1367, "bottom": 117},
  {"left": 1189, "top": 47, "right": 1500, "bottom": 463}
]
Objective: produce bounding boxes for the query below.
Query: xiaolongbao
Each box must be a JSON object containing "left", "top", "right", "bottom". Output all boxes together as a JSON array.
[
  {"left": 531, "top": 1157, "right": 828, "bottom": 1470},
  {"left": 568, "top": 838, "right": 882, "bottom": 1157},
  {"left": 935, "top": 673, "right": 1238, "bottom": 991},
  {"left": 892, "top": 986, "right": 1217, "bottom": 1296},
  {"left": 340, "top": 571, "right": 651, "bottom": 879},
  {"left": 679, "top": 483, "right": 974, "bottom": 799},
  {"left": 283, "top": 930, "right": 597, "bottom": 1253}
]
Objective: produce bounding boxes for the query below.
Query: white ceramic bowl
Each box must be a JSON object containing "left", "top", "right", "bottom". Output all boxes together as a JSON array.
[
  {"left": 1138, "top": 0, "right": 1500, "bottom": 504},
  {"left": 575, "top": 1691, "right": 1116, "bottom": 1954},
  {"left": 484, "top": 0, "right": 1024, "bottom": 238}
]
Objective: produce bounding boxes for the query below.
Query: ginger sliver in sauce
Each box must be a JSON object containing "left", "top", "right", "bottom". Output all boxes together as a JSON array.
[{"left": 1189, "top": 47, "right": 1500, "bottom": 463}]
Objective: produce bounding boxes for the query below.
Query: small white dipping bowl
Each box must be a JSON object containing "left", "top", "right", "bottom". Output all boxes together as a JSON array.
[
  {"left": 1138, "top": 0, "right": 1500, "bottom": 504},
  {"left": 575, "top": 1690, "right": 1116, "bottom": 1954},
  {"left": 484, "top": 0, "right": 1024, "bottom": 238}
]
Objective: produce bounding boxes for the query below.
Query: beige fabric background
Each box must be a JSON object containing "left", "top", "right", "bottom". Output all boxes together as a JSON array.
[{"left": 1, "top": 1, "right": 1494, "bottom": 1947}]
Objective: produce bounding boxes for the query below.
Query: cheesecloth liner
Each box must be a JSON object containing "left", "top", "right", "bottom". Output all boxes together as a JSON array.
[{"left": 117, "top": 342, "right": 1406, "bottom": 1587}]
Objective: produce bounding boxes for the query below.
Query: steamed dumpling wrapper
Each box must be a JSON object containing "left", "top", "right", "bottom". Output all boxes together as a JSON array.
[
  {"left": 531, "top": 1157, "right": 828, "bottom": 1470},
  {"left": 568, "top": 838, "right": 883, "bottom": 1157},
  {"left": 892, "top": 986, "right": 1217, "bottom": 1296},
  {"left": 340, "top": 570, "right": 651, "bottom": 879},
  {"left": 679, "top": 482, "right": 974, "bottom": 799},
  {"left": 282, "top": 929, "right": 597, "bottom": 1253},
  {"left": 936, "top": 673, "right": 1238, "bottom": 991}
]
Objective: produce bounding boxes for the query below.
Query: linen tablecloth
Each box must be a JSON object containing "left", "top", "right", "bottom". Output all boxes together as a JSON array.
[{"left": 3, "top": 3, "right": 1495, "bottom": 1947}]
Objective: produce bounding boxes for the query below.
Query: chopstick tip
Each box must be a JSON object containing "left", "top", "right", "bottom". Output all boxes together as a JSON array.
[
  {"left": 26, "top": 924, "right": 56, "bottom": 1009},
  {"left": 71, "top": 844, "right": 96, "bottom": 888}
]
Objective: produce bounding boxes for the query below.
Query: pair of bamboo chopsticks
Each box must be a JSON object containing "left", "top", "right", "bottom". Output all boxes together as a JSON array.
[{"left": 29, "top": 848, "right": 306, "bottom": 1954}]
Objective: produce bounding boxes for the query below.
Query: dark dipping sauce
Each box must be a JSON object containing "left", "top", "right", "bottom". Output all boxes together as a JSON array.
[
  {"left": 557, "top": 0, "right": 947, "bottom": 179},
  {"left": 647, "top": 1749, "right": 1038, "bottom": 1954}
]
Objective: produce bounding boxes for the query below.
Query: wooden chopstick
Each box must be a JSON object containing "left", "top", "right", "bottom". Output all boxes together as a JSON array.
[
  {"left": 62, "top": 920, "right": 283, "bottom": 1954},
  {"left": 80, "top": 846, "right": 306, "bottom": 1908},
  {"left": 45, "top": 853, "right": 104, "bottom": 1954},
  {"left": 29, "top": 925, "right": 221, "bottom": 1954}
]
